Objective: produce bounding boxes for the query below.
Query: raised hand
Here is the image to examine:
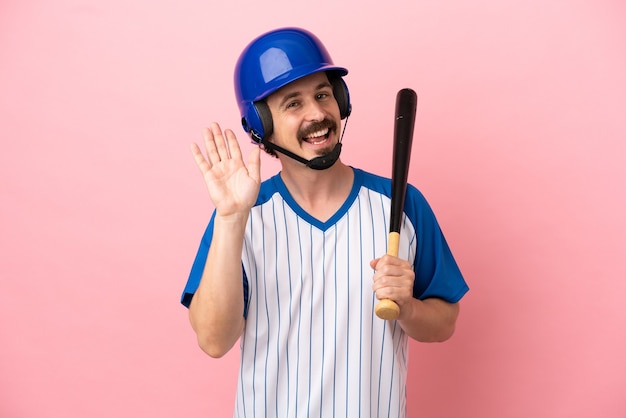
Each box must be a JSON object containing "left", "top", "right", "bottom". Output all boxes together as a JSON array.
[{"left": 191, "top": 122, "right": 261, "bottom": 218}]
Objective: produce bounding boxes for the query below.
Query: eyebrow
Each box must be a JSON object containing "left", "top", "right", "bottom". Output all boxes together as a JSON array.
[{"left": 278, "top": 81, "right": 333, "bottom": 108}]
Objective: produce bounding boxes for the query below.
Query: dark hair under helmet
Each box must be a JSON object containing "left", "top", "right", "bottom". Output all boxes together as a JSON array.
[{"left": 234, "top": 27, "right": 351, "bottom": 143}]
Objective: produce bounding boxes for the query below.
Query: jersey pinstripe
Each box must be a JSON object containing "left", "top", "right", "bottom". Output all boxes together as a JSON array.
[{"left": 181, "top": 168, "right": 469, "bottom": 418}]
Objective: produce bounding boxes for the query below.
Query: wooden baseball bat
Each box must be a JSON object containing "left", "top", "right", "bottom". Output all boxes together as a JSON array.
[{"left": 374, "top": 88, "right": 418, "bottom": 320}]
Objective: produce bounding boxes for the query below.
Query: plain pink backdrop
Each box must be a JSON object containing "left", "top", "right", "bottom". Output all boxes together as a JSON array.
[{"left": 1, "top": 0, "right": 625, "bottom": 417}]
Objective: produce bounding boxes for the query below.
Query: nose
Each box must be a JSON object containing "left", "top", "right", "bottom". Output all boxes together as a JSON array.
[{"left": 304, "top": 99, "right": 326, "bottom": 122}]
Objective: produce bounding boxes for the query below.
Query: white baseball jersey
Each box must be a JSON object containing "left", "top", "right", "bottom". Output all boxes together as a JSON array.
[{"left": 182, "top": 168, "right": 468, "bottom": 418}]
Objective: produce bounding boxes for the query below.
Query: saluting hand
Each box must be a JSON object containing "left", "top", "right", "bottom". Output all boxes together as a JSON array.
[{"left": 191, "top": 122, "right": 261, "bottom": 218}]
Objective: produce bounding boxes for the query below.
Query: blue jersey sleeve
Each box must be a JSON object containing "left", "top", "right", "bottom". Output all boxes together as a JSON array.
[
  {"left": 180, "top": 212, "right": 250, "bottom": 317},
  {"left": 405, "top": 184, "right": 469, "bottom": 303},
  {"left": 180, "top": 212, "right": 216, "bottom": 308}
]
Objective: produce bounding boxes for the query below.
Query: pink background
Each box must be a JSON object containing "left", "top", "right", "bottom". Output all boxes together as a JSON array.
[{"left": 1, "top": 0, "right": 625, "bottom": 417}]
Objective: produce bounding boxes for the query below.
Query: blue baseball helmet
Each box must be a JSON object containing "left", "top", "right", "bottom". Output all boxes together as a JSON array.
[{"left": 234, "top": 27, "right": 351, "bottom": 142}]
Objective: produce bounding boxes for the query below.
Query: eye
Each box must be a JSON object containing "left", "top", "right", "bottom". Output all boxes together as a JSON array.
[
  {"left": 316, "top": 92, "right": 330, "bottom": 100},
  {"left": 285, "top": 100, "right": 300, "bottom": 109}
]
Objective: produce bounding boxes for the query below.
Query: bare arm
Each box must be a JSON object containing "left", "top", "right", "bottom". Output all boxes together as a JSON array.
[
  {"left": 188, "top": 123, "right": 261, "bottom": 357},
  {"left": 396, "top": 297, "right": 459, "bottom": 342},
  {"left": 371, "top": 255, "right": 460, "bottom": 342}
]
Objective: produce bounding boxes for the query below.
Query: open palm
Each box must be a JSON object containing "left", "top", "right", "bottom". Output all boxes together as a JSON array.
[{"left": 191, "top": 123, "right": 261, "bottom": 217}]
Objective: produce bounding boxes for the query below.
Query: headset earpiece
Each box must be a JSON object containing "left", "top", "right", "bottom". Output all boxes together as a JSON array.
[
  {"left": 254, "top": 101, "right": 274, "bottom": 140},
  {"left": 330, "top": 76, "right": 351, "bottom": 119},
  {"left": 241, "top": 101, "right": 273, "bottom": 143}
]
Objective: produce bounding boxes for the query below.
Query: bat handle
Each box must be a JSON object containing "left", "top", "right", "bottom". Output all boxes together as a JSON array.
[{"left": 374, "top": 232, "right": 401, "bottom": 320}]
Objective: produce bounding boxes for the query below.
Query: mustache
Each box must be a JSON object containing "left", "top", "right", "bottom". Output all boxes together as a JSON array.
[{"left": 298, "top": 119, "right": 337, "bottom": 140}]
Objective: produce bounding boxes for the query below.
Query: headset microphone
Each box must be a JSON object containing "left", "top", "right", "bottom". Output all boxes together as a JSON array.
[
  {"left": 261, "top": 140, "right": 342, "bottom": 170},
  {"left": 307, "top": 143, "right": 342, "bottom": 170}
]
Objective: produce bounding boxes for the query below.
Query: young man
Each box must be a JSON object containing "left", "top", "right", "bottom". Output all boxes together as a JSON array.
[{"left": 181, "top": 27, "right": 468, "bottom": 417}]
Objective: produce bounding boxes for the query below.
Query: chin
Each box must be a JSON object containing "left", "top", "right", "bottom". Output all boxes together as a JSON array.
[{"left": 315, "top": 144, "right": 335, "bottom": 156}]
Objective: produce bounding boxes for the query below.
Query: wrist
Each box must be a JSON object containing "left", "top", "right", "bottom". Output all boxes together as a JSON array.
[{"left": 214, "top": 210, "right": 250, "bottom": 224}]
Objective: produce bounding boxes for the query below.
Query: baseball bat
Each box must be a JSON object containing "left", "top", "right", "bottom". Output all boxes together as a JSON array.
[{"left": 374, "top": 88, "right": 418, "bottom": 320}]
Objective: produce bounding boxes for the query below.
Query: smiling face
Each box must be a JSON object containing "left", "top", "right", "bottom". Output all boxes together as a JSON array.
[{"left": 265, "top": 72, "right": 342, "bottom": 162}]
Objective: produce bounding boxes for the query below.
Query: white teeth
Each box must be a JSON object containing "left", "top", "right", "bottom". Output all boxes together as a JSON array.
[{"left": 305, "top": 128, "right": 329, "bottom": 139}]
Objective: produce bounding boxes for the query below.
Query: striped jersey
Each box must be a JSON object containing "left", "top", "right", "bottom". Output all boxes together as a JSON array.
[{"left": 182, "top": 168, "right": 468, "bottom": 417}]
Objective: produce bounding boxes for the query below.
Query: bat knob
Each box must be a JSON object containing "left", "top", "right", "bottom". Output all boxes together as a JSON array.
[{"left": 375, "top": 299, "right": 400, "bottom": 320}]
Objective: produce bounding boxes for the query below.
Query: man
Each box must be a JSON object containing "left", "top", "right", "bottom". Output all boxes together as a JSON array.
[{"left": 181, "top": 27, "right": 468, "bottom": 417}]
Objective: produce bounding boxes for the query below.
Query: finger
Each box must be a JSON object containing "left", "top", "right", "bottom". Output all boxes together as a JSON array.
[
  {"left": 373, "top": 279, "right": 411, "bottom": 301},
  {"left": 209, "top": 122, "right": 231, "bottom": 161},
  {"left": 378, "top": 254, "right": 412, "bottom": 271},
  {"left": 202, "top": 126, "right": 221, "bottom": 165},
  {"left": 375, "top": 288, "right": 403, "bottom": 303},
  {"left": 372, "top": 263, "right": 413, "bottom": 286},
  {"left": 224, "top": 129, "right": 242, "bottom": 161},
  {"left": 190, "top": 142, "right": 211, "bottom": 174},
  {"left": 370, "top": 258, "right": 380, "bottom": 270}
]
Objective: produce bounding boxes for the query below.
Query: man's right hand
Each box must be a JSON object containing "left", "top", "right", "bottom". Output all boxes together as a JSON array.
[{"left": 191, "top": 122, "right": 261, "bottom": 218}]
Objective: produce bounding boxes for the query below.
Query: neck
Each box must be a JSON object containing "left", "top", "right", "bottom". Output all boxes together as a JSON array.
[{"left": 280, "top": 163, "right": 354, "bottom": 220}]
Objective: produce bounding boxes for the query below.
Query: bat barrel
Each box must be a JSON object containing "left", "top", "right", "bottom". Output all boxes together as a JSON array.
[{"left": 389, "top": 88, "right": 417, "bottom": 234}]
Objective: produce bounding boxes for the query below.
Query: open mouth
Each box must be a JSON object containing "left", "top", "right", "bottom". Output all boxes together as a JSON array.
[
  {"left": 298, "top": 119, "right": 337, "bottom": 147},
  {"left": 302, "top": 128, "right": 331, "bottom": 145}
]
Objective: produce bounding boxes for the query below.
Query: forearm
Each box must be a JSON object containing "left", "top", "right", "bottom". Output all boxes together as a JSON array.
[
  {"left": 189, "top": 214, "right": 248, "bottom": 357},
  {"left": 397, "top": 298, "right": 460, "bottom": 342}
]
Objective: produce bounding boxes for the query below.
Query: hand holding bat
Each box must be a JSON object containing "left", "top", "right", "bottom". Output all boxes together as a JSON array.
[{"left": 374, "top": 88, "right": 418, "bottom": 320}]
